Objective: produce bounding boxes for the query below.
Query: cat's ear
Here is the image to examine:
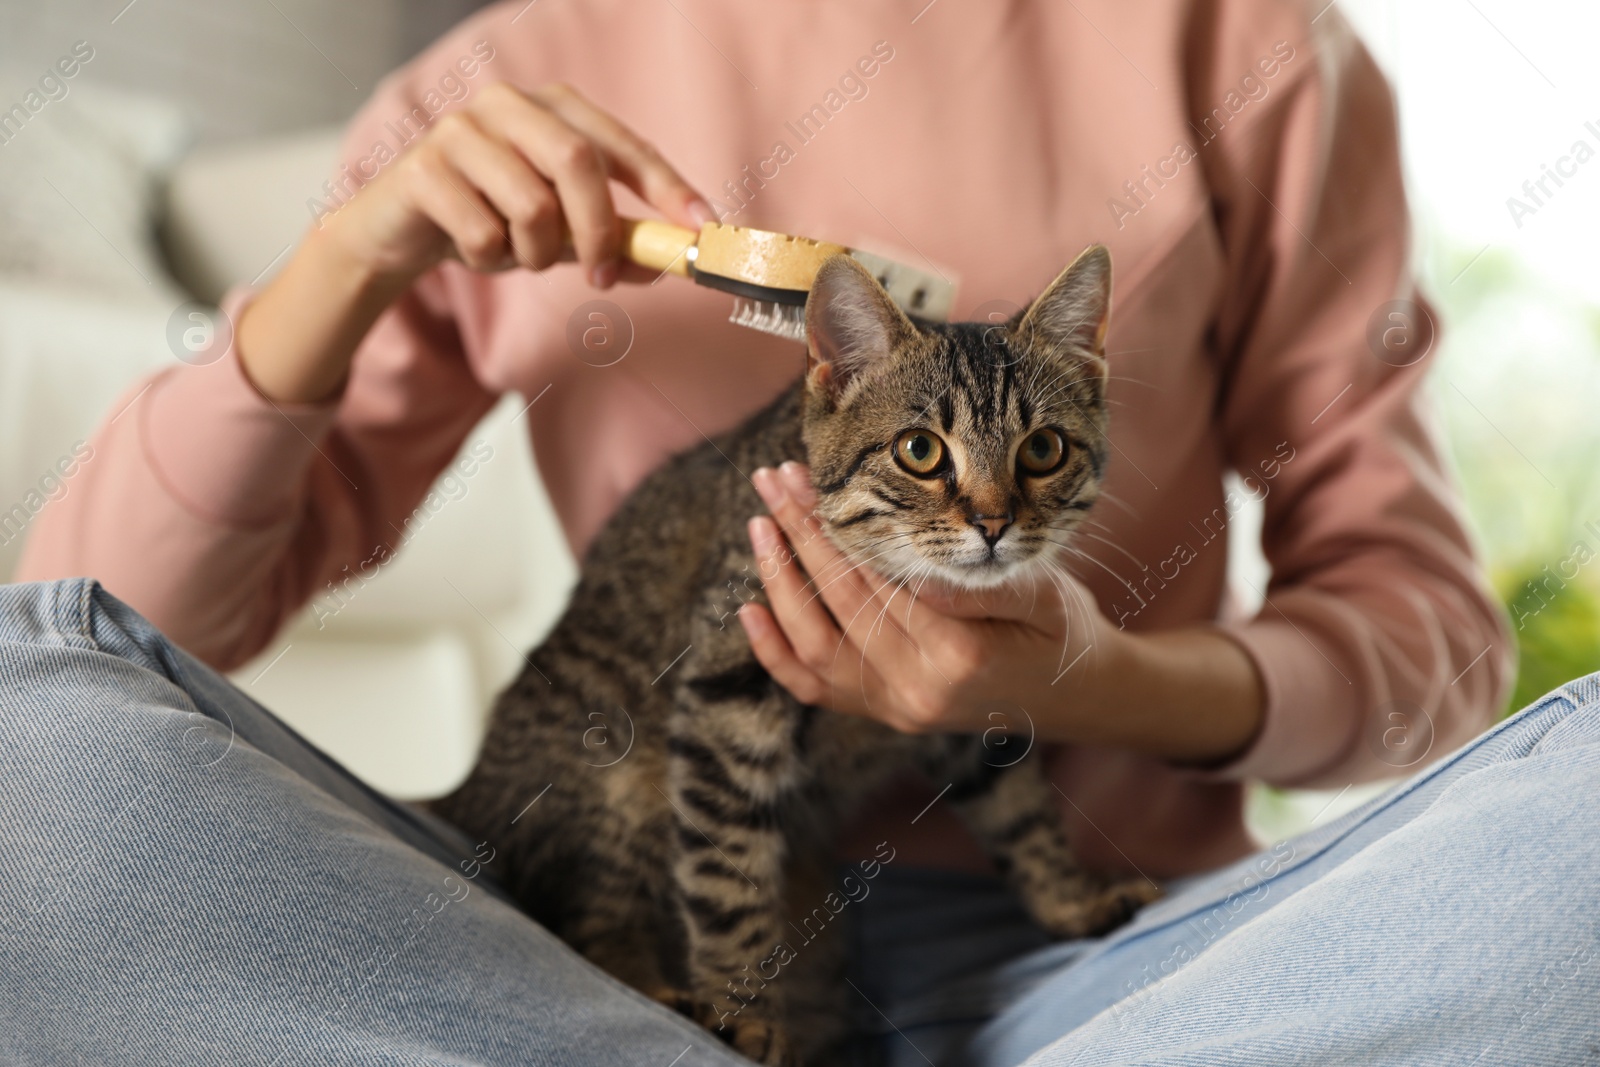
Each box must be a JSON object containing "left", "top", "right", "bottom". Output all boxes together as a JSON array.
[
  {"left": 804, "top": 255, "right": 916, "bottom": 399},
  {"left": 1015, "top": 244, "right": 1112, "bottom": 368}
]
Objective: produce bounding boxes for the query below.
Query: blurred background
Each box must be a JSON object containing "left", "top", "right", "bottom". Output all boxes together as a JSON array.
[
  {"left": 0, "top": 0, "right": 558, "bottom": 803},
  {"left": 2, "top": 0, "right": 1595, "bottom": 840}
]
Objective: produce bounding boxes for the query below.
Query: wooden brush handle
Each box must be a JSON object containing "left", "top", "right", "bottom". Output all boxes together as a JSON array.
[
  {"left": 620, "top": 218, "right": 698, "bottom": 277},
  {"left": 558, "top": 217, "right": 698, "bottom": 276}
]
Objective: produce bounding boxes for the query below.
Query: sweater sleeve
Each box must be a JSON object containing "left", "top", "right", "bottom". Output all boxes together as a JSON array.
[
  {"left": 1195, "top": 12, "right": 1513, "bottom": 786},
  {"left": 16, "top": 81, "right": 500, "bottom": 670}
]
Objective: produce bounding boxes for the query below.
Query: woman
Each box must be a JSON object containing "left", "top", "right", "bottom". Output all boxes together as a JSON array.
[{"left": 11, "top": 1, "right": 1588, "bottom": 1063}]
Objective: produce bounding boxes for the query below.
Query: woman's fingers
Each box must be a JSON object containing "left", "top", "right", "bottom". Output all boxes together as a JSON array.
[
  {"left": 471, "top": 80, "right": 715, "bottom": 284},
  {"left": 748, "top": 514, "right": 849, "bottom": 676},
  {"left": 474, "top": 87, "right": 620, "bottom": 280},
  {"left": 527, "top": 82, "right": 716, "bottom": 229},
  {"left": 401, "top": 146, "right": 512, "bottom": 272},
  {"left": 737, "top": 604, "right": 833, "bottom": 709},
  {"left": 350, "top": 80, "right": 715, "bottom": 286},
  {"left": 753, "top": 467, "right": 881, "bottom": 639},
  {"left": 753, "top": 463, "right": 934, "bottom": 681},
  {"left": 366, "top": 80, "right": 716, "bottom": 286},
  {"left": 430, "top": 112, "right": 562, "bottom": 271}
]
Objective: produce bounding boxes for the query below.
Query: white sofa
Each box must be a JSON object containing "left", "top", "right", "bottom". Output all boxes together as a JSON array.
[
  {"left": 161, "top": 126, "right": 580, "bottom": 801},
  {"left": 0, "top": 94, "right": 573, "bottom": 801}
]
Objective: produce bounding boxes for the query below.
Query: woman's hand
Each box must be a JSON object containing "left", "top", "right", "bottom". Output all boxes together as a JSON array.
[
  {"left": 739, "top": 462, "right": 1107, "bottom": 738},
  {"left": 238, "top": 82, "right": 715, "bottom": 403},
  {"left": 739, "top": 462, "right": 1267, "bottom": 764},
  {"left": 325, "top": 81, "right": 714, "bottom": 288}
]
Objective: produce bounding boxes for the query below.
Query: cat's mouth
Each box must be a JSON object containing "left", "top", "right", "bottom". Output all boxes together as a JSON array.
[
  {"left": 855, "top": 535, "right": 1046, "bottom": 590},
  {"left": 941, "top": 544, "right": 1043, "bottom": 588}
]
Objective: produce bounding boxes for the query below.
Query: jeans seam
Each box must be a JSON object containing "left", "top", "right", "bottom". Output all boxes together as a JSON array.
[
  {"left": 1559, "top": 672, "right": 1600, "bottom": 709},
  {"left": 74, "top": 578, "right": 95, "bottom": 647}
]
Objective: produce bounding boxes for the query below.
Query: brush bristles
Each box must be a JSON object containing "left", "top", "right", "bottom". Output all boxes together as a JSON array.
[{"left": 729, "top": 297, "right": 808, "bottom": 343}]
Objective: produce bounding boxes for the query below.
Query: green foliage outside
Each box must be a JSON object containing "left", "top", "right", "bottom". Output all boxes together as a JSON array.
[
  {"left": 1427, "top": 237, "right": 1600, "bottom": 717},
  {"left": 1500, "top": 572, "right": 1600, "bottom": 713}
]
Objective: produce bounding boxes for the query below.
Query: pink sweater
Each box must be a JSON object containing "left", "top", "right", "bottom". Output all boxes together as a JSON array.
[{"left": 21, "top": 0, "right": 1511, "bottom": 877}]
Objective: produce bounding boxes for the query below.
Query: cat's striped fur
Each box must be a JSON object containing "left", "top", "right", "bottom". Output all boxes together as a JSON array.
[{"left": 432, "top": 248, "right": 1157, "bottom": 1065}]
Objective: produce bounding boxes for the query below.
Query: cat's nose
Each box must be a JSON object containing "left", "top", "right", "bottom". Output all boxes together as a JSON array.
[{"left": 970, "top": 514, "right": 1013, "bottom": 545}]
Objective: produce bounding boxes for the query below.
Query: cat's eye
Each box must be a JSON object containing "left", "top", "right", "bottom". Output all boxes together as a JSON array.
[
  {"left": 893, "top": 429, "right": 947, "bottom": 477},
  {"left": 1017, "top": 429, "right": 1067, "bottom": 475}
]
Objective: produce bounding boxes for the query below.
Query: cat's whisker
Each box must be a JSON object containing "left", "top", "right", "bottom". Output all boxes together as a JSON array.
[
  {"left": 803, "top": 528, "right": 923, "bottom": 569},
  {"left": 821, "top": 527, "right": 925, "bottom": 559},
  {"left": 1027, "top": 371, "right": 1092, "bottom": 411},
  {"left": 1034, "top": 561, "right": 1076, "bottom": 664},
  {"left": 1018, "top": 353, "right": 1066, "bottom": 408},
  {"left": 1066, "top": 528, "right": 1146, "bottom": 575},
  {"left": 827, "top": 562, "right": 914, "bottom": 688},
  {"left": 1038, "top": 556, "right": 1099, "bottom": 671},
  {"left": 897, "top": 560, "right": 938, "bottom": 631},
  {"left": 1036, "top": 369, "right": 1147, "bottom": 398},
  {"left": 850, "top": 565, "right": 957, "bottom": 695},
  {"left": 1089, "top": 488, "right": 1141, "bottom": 521},
  {"left": 1073, "top": 514, "right": 1118, "bottom": 539},
  {"left": 853, "top": 569, "right": 918, "bottom": 685},
  {"left": 827, "top": 552, "right": 966, "bottom": 702},
  {"left": 1030, "top": 362, "right": 1091, "bottom": 389},
  {"left": 824, "top": 530, "right": 925, "bottom": 556},
  {"left": 803, "top": 551, "right": 904, "bottom": 602},
  {"left": 1044, "top": 540, "right": 1144, "bottom": 606},
  {"left": 1029, "top": 362, "right": 1109, "bottom": 399},
  {"left": 906, "top": 561, "right": 936, "bottom": 625},
  {"left": 1032, "top": 557, "right": 1088, "bottom": 672},
  {"left": 798, "top": 543, "right": 920, "bottom": 611}
]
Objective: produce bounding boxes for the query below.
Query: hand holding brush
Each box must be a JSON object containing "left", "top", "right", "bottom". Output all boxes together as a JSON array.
[{"left": 236, "top": 80, "right": 951, "bottom": 403}]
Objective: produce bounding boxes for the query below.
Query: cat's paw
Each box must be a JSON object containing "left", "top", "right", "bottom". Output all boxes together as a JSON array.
[
  {"left": 1036, "top": 877, "right": 1163, "bottom": 940},
  {"left": 647, "top": 985, "right": 696, "bottom": 1018},
  {"left": 696, "top": 1007, "right": 791, "bottom": 1066}
]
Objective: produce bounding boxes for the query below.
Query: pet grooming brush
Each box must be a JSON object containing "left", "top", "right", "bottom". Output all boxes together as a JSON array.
[{"left": 614, "top": 217, "right": 957, "bottom": 341}]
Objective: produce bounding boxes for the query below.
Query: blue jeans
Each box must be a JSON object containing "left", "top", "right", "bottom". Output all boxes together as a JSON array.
[{"left": 2, "top": 579, "right": 1596, "bottom": 1065}]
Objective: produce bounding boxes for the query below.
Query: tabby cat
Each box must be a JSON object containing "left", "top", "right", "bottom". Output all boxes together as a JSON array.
[{"left": 432, "top": 246, "right": 1157, "bottom": 1065}]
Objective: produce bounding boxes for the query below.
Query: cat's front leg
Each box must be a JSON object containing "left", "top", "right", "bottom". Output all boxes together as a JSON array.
[
  {"left": 946, "top": 748, "right": 1161, "bottom": 939},
  {"left": 668, "top": 642, "right": 809, "bottom": 1065}
]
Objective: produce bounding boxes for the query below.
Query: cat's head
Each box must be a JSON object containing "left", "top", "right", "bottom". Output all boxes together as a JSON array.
[{"left": 800, "top": 246, "right": 1111, "bottom": 591}]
